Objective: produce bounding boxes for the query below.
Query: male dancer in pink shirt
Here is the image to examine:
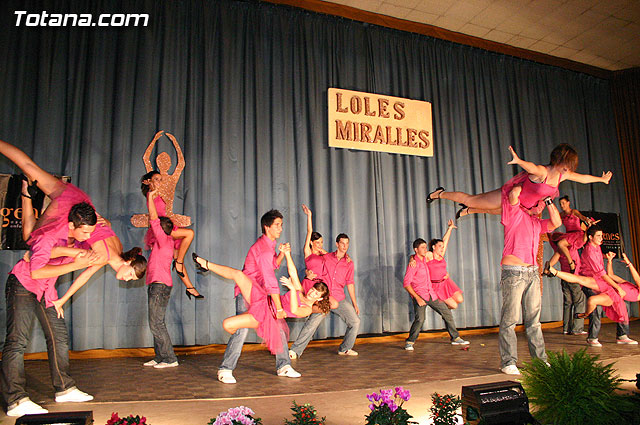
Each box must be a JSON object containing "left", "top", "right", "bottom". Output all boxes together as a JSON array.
[
  {"left": 289, "top": 233, "right": 360, "bottom": 358},
  {"left": 217, "top": 210, "right": 298, "bottom": 383},
  {"left": 579, "top": 226, "right": 636, "bottom": 347},
  {"left": 499, "top": 185, "right": 561, "bottom": 375}
]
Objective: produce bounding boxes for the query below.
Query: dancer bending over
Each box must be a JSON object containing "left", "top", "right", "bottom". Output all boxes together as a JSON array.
[
  {"left": 140, "top": 171, "right": 201, "bottom": 298},
  {"left": 544, "top": 253, "right": 629, "bottom": 322},
  {"left": 427, "top": 144, "right": 612, "bottom": 218},
  {"left": 192, "top": 245, "right": 329, "bottom": 351}
]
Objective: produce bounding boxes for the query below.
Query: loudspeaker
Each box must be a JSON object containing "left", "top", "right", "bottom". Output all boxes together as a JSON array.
[
  {"left": 462, "top": 381, "right": 535, "bottom": 425},
  {"left": 15, "top": 410, "right": 93, "bottom": 425}
]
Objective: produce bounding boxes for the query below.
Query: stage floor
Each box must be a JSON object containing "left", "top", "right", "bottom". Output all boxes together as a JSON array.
[{"left": 4, "top": 321, "right": 640, "bottom": 424}]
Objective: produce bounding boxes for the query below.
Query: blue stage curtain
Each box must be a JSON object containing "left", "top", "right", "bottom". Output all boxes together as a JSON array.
[{"left": 0, "top": 0, "right": 628, "bottom": 351}]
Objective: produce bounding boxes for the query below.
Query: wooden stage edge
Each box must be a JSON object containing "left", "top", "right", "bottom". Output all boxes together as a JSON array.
[{"left": 17, "top": 318, "right": 636, "bottom": 361}]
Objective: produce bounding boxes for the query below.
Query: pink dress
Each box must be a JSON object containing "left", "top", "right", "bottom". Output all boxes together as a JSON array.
[
  {"left": 426, "top": 257, "right": 462, "bottom": 300},
  {"left": 281, "top": 291, "right": 307, "bottom": 318},
  {"left": 501, "top": 171, "right": 560, "bottom": 214},
  {"left": 593, "top": 276, "right": 629, "bottom": 323},
  {"left": 620, "top": 282, "right": 639, "bottom": 303},
  {"left": 549, "top": 213, "right": 586, "bottom": 251},
  {"left": 143, "top": 196, "right": 180, "bottom": 251},
  {"left": 245, "top": 279, "right": 289, "bottom": 355},
  {"left": 29, "top": 181, "right": 93, "bottom": 245}
]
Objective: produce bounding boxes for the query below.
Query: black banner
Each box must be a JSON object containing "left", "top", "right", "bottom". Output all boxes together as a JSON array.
[
  {"left": 0, "top": 174, "right": 47, "bottom": 250},
  {"left": 581, "top": 210, "right": 622, "bottom": 256}
]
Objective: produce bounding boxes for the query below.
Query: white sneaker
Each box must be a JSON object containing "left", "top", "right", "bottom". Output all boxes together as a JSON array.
[
  {"left": 404, "top": 343, "right": 414, "bottom": 351},
  {"left": 218, "top": 369, "right": 236, "bottom": 384},
  {"left": 143, "top": 359, "right": 158, "bottom": 366},
  {"left": 500, "top": 365, "right": 521, "bottom": 375},
  {"left": 451, "top": 337, "right": 470, "bottom": 345},
  {"left": 55, "top": 388, "right": 94, "bottom": 403},
  {"left": 587, "top": 338, "right": 602, "bottom": 347},
  {"left": 616, "top": 335, "right": 638, "bottom": 345},
  {"left": 338, "top": 349, "right": 358, "bottom": 356},
  {"left": 7, "top": 398, "right": 48, "bottom": 416},
  {"left": 277, "top": 365, "right": 301, "bottom": 378},
  {"left": 154, "top": 361, "right": 179, "bottom": 368},
  {"left": 289, "top": 349, "right": 298, "bottom": 360}
]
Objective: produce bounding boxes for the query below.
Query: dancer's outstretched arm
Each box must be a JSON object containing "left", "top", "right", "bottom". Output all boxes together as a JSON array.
[
  {"left": 562, "top": 170, "right": 612, "bottom": 184},
  {"left": 441, "top": 219, "right": 456, "bottom": 255},
  {"left": 507, "top": 146, "right": 547, "bottom": 180},
  {"left": 52, "top": 264, "right": 104, "bottom": 318},
  {"left": 21, "top": 180, "right": 36, "bottom": 241},
  {"left": 281, "top": 246, "right": 302, "bottom": 290},
  {"left": 302, "top": 204, "right": 313, "bottom": 258},
  {"left": 605, "top": 252, "right": 627, "bottom": 284},
  {"left": 622, "top": 253, "right": 640, "bottom": 287},
  {"left": 0, "top": 139, "right": 60, "bottom": 195}
]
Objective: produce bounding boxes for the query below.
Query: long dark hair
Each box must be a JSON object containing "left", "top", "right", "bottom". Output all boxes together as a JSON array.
[
  {"left": 140, "top": 171, "right": 160, "bottom": 197},
  {"left": 122, "top": 247, "right": 147, "bottom": 279},
  {"left": 311, "top": 281, "right": 330, "bottom": 314}
]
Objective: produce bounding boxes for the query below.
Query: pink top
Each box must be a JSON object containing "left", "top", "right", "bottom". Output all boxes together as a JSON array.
[
  {"left": 501, "top": 193, "right": 550, "bottom": 265},
  {"left": 143, "top": 196, "right": 179, "bottom": 251},
  {"left": 562, "top": 213, "right": 582, "bottom": 233},
  {"left": 323, "top": 251, "right": 354, "bottom": 303},
  {"left": 403, "top": 255, "right": 437, "bottom": 301},
  {"left": 501, "top": 171, "right": 560, "bottom": 213},
  {"left": 305, "top": 253, "right": 328, "bottom": 281},
  {"left": 145, "top": 219, "right": 174, "bottom": 286},
  {"left": 11, "top": 237, "right": 76, "bottom": 308},
  {"left": 240, "top": 235, "right": 280, "bottom": 297},
  {"left": 426, "top": 257, "right": 448, "bottom": 281},
  {"left": 84, "top": 223, "right": 117, "bottom": 246},
  {"left": 579, "top": 243, "right": 606, "bottom": 278},
  {"left": 281, "top": 291, "right": 306, "bottom": 318}
]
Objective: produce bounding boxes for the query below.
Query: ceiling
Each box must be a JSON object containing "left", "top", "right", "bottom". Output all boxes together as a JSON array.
[{"left": 321, "top": 0, "right": 640, "bottom": 71}]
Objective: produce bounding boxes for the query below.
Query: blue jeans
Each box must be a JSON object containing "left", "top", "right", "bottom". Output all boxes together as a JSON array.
[
  {"left": 290, "top": 298, "right": 360, "bottom": 356},
  {"left": 219, "top": 294, "right": 290, "bottom": 372},
  {"left": 498, "top": 265, "right": 547, "bottom": 368},
  {"left": 406, "top": 297, "right": 460, "bottom": 343},
  {"left": 1, "top": 274, "right": 76, "bottom": 407},
  {"left": 562, "top": 280, "right": 585, "bottom": 334},
  {"left": 148, "top": 283, "right": 177, "bottom": 363},
  {"left": 583, "top": 287, "right": 630, "bottom": 339}
]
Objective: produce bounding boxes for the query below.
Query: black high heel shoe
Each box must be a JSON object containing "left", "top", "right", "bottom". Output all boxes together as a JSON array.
[
  {"left": 542, "top": 261, "right": 557, "bottom": 277},
  {"left": 185, "top": 286, "right": 204, "bottom": 300},
  {"left": 173, "top": 260, "right": 185, "bottom": 277},
  {"left": 192, "top": 253, "right": 209, "bottom": 274},
  {"left": 20, "top": 174, "right": 39, "bottom": 199},
  {"left": 426, "top": 186, "right": 445, "bottom": 204},
  {"left": 455, "top": 204, "right": 469, "bottom": 220}
]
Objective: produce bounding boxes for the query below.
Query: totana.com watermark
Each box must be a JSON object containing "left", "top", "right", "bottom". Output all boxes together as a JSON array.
[{"left": 14, "top": 11, "right": 149, "bottom": 27}]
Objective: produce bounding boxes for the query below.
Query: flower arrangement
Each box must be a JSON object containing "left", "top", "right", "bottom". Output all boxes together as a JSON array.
[
  {"left": 429, "top": 393, "right": 462, "bottom": 425},
  {"left": 283, "top": 401, "right": 326, "bottom": 425},
  {"left": 106, "top": 413, "right": 147, "bottom": 425},
  {"left": 365, "top": 387, "right": 416, "bottom": 425},
  {"left": 208, "top": 406, "right": 263, "bottom": 425}
]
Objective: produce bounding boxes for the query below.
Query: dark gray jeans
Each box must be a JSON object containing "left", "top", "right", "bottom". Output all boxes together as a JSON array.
[
  {"left": 1, "top": 274, "right": 76, "bottom": 407},
  {"left": 561, "top": 280, "right": 585, "bottom": 334},
  {"left": 406, "top": 297, "right": 460, "bottom": 343},
  {"left": 148, "top": 283, "right": 177, "bottom": 363}
]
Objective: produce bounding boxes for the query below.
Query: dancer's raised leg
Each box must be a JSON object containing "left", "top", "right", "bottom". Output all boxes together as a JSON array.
[
  {"left": 193, "top": 255, "right": 253, "bottom": 301},
  {"left": 544, "top": 263, "right": 598, "bottom": 291},
  {"left": 0, "top": 140, "right": 60, "bottom": 195}
]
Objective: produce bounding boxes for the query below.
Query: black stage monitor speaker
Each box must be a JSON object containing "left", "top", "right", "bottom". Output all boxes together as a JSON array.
[
  {"left": 15, "top": 410, "right": 93, "bottom": 425},
  {"left": 462, "top": 381, "right": 536, "bottom": 425}
]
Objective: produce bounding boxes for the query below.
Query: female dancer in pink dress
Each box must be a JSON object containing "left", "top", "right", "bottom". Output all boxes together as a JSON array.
[
  {"left": 427, "top": 144, "right": 612, "bottom": 218},
  {"left": 544, "top": 253, "right": 629, "bottom": 323},
  {"left": 192, "top": 245, "right": 329, "bottom": 354},
  {"left": 140, "top": 171, "right": 201, "bottom": 299},
  {"left": 547, "top": 196, "right": 598, "bottom": 272}
]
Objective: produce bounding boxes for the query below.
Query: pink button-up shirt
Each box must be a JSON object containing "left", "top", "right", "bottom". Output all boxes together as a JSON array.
[
  {"left": 501, "top": 195, "right": 550, "bottom": 265},
  {"left": 239, "top": 235, "right": 280, "bottom": 297},
  {"left": 403, "top": 255, "right": 437, "bottom": 301},
  {"left": 579, "top": 242, "right": 606, "bottom": 278},
  {"left": 323, "top": 251, "right": 354, "bottom": 303},
  {"left": 11, "top": 236, "right": 75, "bottom": 308},
  {"left": 145, "top": 219, "right": 174, "bottom": 286}
]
